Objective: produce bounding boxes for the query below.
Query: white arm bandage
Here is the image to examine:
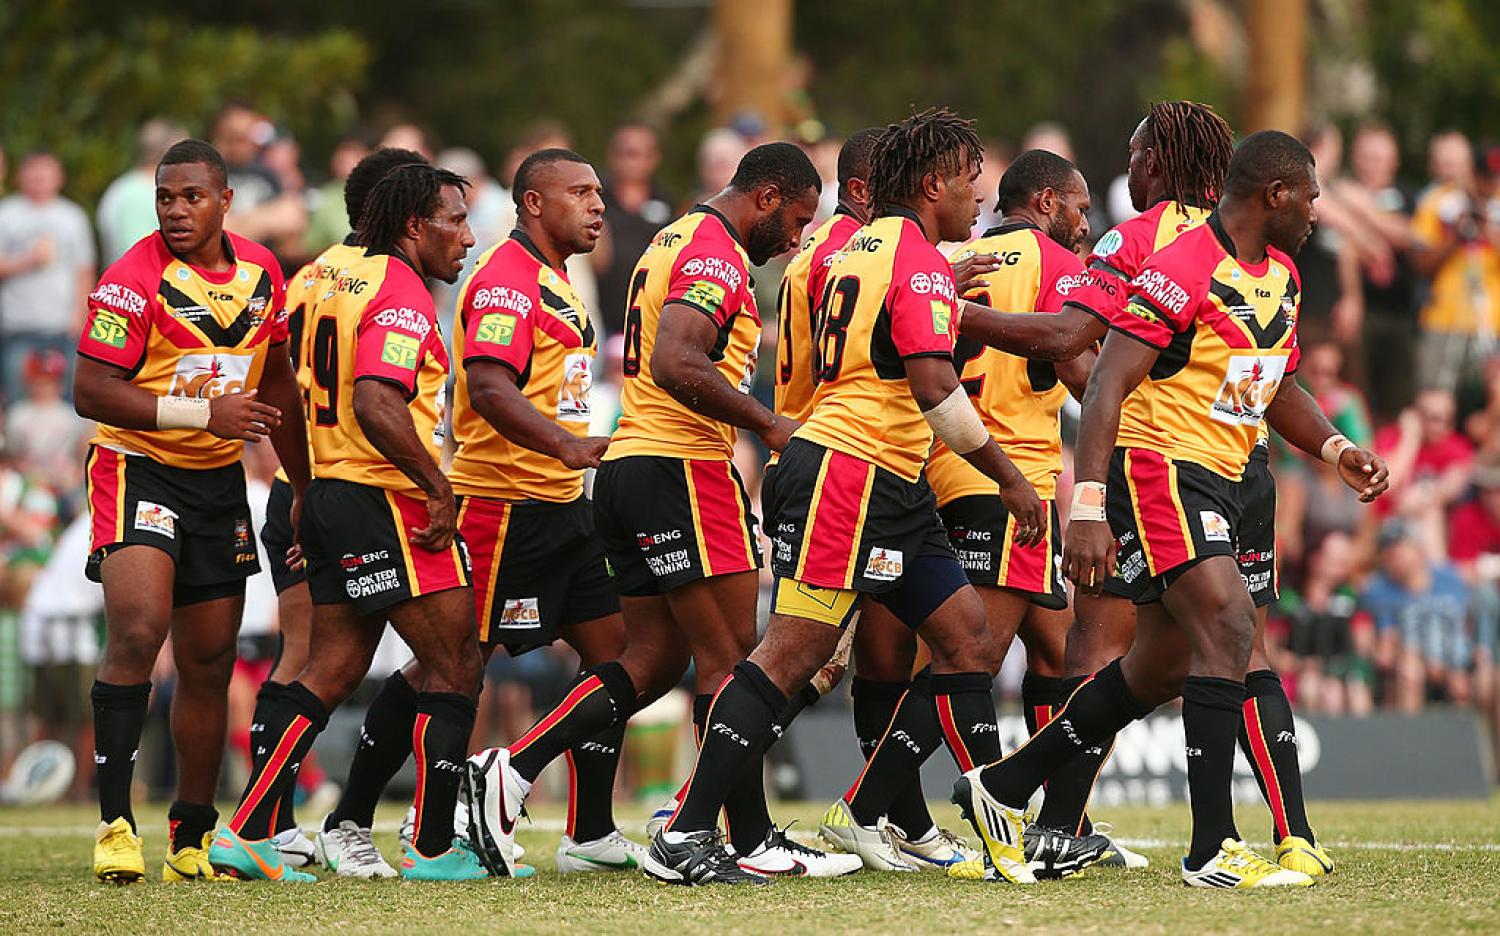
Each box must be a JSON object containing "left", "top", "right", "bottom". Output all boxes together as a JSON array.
[
  {"left": 1070, "top": 480, "right": 1108, "bottom": 522},
  {"left": 924, "top": 385, "right": 989, "bottom": 455},
  {"left": 157, "top": 396, "right": 211, "bottom": 430},
  {"left": 1320, "top": 433, "right": 1354, "bottom": 466}
]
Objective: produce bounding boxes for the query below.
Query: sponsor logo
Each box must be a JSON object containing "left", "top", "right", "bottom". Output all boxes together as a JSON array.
[
  {"left": 498, "top": 597, "right": 542, "bottom": 629},
  {"left": 234, "top": 518, "right": 251, "bottom": 549},
  {"left": 678, "top": 256, "right": 744, "bottom": 291},
  {"left": 892, "top": 730, "right": 923, "bottom": 755},
  {"left": 134, "top": 501, "right": 178, "bottom": 538},
  {"left": 645, "top": 549, "right": 692, "bottom": 577},
  {"left": 908, "top": 270, "right": 957, "bottom": 302},
  {"left": 1054, "top": 273, "right": 1090, "bottom": 296},
  {"left": 381, "top": 332, "right": 421, "bottom": 370},
  {"left": 950, "top": 526, "right": 992, "bottom": 543},
  {"left": 710, "top": 721, "right": 752, "bottom": 748},
  {"left": 90, "top": 283, "right": 148, "bottom": 315},
  {"left": 652, "top": 230, "right": 683, "bottom": 249},
  {"left": 1124, "top": 296, "right": 1164, "bottom": 327},
  {"left": 1281, "top": 295, "right": 1297, "bottom": 317},
  {"left": 339, "top": 550, "right": 390, "bottom": 570},
  {"left": 1116, "top": 550, "right": 1146, "bottom": 584},
  {"left": 1237, "top": 549, "right": 1274, "bottom": 564},
  {"left": 331, "top": 273, "right": 368, "bottom": 295},
  {"left": 471, "top": 285, "right": 533, "bottom": 317},
  {"left": 738, "top": 344, "right": 757, "bottom": 394},
  {"left": 1093, "top": 229, "right": 1124, "bottom": 257},
  {"left": 476, "top": 312, "right": 518, "bottom": 346},
  {"left": 1060, "top": 718, "right": 1082, "bottom": 747},
  {"left": 557, "top": 353, "right": 592, "bottom": 422},
  {"left": 1130, "top": 269, "right": 1190, "bottom": 317},
  {"left": 773, "top": 537, "right": 794, "bottom": 564},
  {"left": 1242, "top": 569, "right": 1272, "bottom": 594},
  {"left": 207, "top": 289, "right": 235, "bottom": 302},
  {"left": 682, "top": 279, "right": 727, "bottom": 314},
  {"left": 1200, "top": 510, "right": 1231, "bottom": 543},
  {"left": 910, "top": 272, "right": 933, "bottom": 294},
  {"left": 373, "top": 306, "right": 434, "bottom": 339},
  {"left": 245, "top": 296, "right": 268, "bottom": 320},
  {"left": 958, "top": 549, "right": 993, "bottom": 572},
  {"left": 970, "top": 722, "right": 999, "bottom": 735},
  {"left": 88, "top": 309, "right": 131, "bottom": 348},
  {"left": 1210, "top": 355, "right": 1287, "bottom": 426},
  {"left": 169, "top": 353, "right": 253, "bottom": 399},
  {"left": 930, "top": 300, "right": 953, "bottom": 335},
  {"left": 637, "top": 529, "right": 683, "bottom": 549},
  {"left": 848, "top": 234, "right": 883, "bottom": 253},
  {"left": 346, "top": 567, "right": 400, "bottom": 599},
  {"left": 864, "top": 547, "right": 903, "bottom": 582}
]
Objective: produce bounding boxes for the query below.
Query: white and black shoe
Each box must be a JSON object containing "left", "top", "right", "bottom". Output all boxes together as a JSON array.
[
  {"left": 464, "top": 747, "right": 526, "bottom": 877},
  {"left": 736, "top": 825, "right": 861, "bottom": 878},
  {"left": 1022, "top": 824, "right": 1114, "bottom": 879},
  {"left": 643, "top": 829, "right": 770, "bottom": 886}
]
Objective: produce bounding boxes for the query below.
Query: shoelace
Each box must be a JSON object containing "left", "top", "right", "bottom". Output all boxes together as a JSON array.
[
  {"left": 935, "top": 827, "right": 971, "bottom": 853},
  {"left": 1220, "top": 842, "right": 1280, "bottom": 876},
  {"left": 339, "top": 827, "right": 386, "bottom": 866},
  {"left": 687, "top": 832, "right": 744, "bottom": 875},
  {"left": 769, "top": 823, "right": 824, "bottom": 858}
]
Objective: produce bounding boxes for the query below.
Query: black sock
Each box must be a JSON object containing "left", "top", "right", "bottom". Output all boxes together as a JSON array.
[
  {"left": 932, "top": 671, "right": 1002, "bottom": 770},
  {"left": 767, "top": 683, "right": 820, "bottom": 747},
  {"left": 168, "top": 800, "right": 219, "bottom": 852},
  {"left": 328, "top": 670, "right": 418, "bottom": 830},
  {"left": 255, "top": 680, "right": 299, "bottom": 837},
  {"left": 510, "top": 662, "right": 637, "bottom": 783},
  {"left": 1021, "top": 672, "right": 1068, "bottom": 737},
  {"left": 671, "top": 664, "right": 784, "bottom": 836},
  {"left": 91, "top": 680, "right": 151, "bottom": 832},
  {"left": 851, "top": 676, "right": 933, "bottom": 838},
  {"left": 978, "top": 659, "right": 1149, "bottom": 809},
  {"left": 1183, "top": 676, "right": 1246, "bottom": 870},
  {"left": 412, "top": 692, "right": 477, "bottom": 858},
  {"left": 689, "top": 691, "right": 775, "bottom": 848},
  {"left": 566, "top": 722, "right": 626, "bottom": 843},
  {"left": 846, "top": 672, "right": 941, "bottom": 827},
  {"left": 229, "top": 681, "right": 329, "bottom": 840},
  {"left": 1034, "top": 674, "right": 1106, "bottom": 835},
  {"left": 1239, "top": 669, "right": 1314, "bottom": 844}
]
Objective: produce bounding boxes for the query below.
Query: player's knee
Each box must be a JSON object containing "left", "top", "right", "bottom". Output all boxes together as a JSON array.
[
  {"left": 101, "top": 614, "right": 167, "bottom": 674},
  {"left": 1201, "top": 601, "right": 1256, "bottom": 674}
]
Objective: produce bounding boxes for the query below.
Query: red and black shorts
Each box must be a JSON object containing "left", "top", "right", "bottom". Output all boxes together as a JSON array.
[
  {"left": 300, "top": 478, "right": 470, "bottom": 617},
  {"left": 1102, "top": 447, "right": 1242, "bottom": 605},
  {"left": 1236, "top": 443, "right": 1279, "bottom": 609},
  {"left": 458, "top": 494, "right": 620, "bottom": 655},
  {"left": 764, "top": 438, "right": 956, "bottom": 595},
  {"left": 84, "top": 445, "right": 258, "bottom": 606},
  {"left": 939, "top": 495, "right": 1067, "bottom": 610},
  {"left": 260, "top": 476, "right": 308, "bottom": 596},
  {"left": 593, "top": 455, "right": 762, "bottom": 597}
]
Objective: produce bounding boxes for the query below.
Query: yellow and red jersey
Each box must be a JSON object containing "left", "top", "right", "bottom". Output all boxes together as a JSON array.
[
  {"left": 304, "top": 250, "right": 450, "bottom": 492},
  {"left": 1111, "top": 214, "right": 1302, "bottom": 480},
  {"left": 449, "top": 231, "right": 597, "bottom": 502},
  {"left": 794, "top": 207, "right": 960, "bottom": 482},
  {"left": 78, "top": 231, "right": 288, "bottom": 470},
  {"left": 774, "top": 208, "right": 863, "bottom": 427},
  {"left": 605, "top": 205, "right": 760, "bottom": 462},
  {"left": 928, "top": 222, "right": 1089, "bottom": 503}
]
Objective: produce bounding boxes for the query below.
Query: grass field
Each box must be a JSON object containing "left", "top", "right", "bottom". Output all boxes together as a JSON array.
[{"left": 4, "top": 797, "right": 1499, "bottom": 934}]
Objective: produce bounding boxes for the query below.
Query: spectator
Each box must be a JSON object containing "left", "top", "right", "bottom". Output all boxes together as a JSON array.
[
  {"left": 1374, "top": 386, "right": 1473, "bottom": 557},
  {"left": 433, "top": 146, "right": 512, "bottom": 335},
  {"left": 302, "top": 134, "right": 370, "bottom": 255},
  {"left": 1278, "top": 531, "right": 1374, "bottom": 716},
  {"left": 1449, "top": 456, "right": 1500, "bottom": 725},
  {"left": 379, "top": 122, "right": 435, "bottom": 160},
  {"left": 0, "top": 150, "right": 95, "bottom": 405},
  {"left": 1295, "top": 124, "right": 1363, "bottom": 344},
  {"left": 1410, "top": 130, "right": 1500, "bottom": 393},
  {"left": 5, "top": 348, "right": 84, "bottom": 480},
  {"left": 692, "top": 127, "right": 750, "bottom": 206},
  {"left": 973, "top": 139, "right": 1013, "bottom": 237},
  {"left": 1364, "top": 521, "right": 1473, "bottom": 713},
  {"left": 1300, "top": 341, "right": 1373, "bottom": 446},
  {"left": 96, "top": 118, "right": 188, "bottom": 265},
  {"left": 211, "top": 103, "right": 306, "bottom": 249},
  {"left": 593, "top": 122, "right": 674, "bottom": 334},
  {"left": 259, "top": 128, "right": 313, "bottom": 270}
]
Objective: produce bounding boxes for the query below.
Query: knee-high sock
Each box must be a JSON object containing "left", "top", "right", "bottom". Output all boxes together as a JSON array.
[
  {"left": 669, "top": 663, "right": 785, "bottom": 836},
  {"left": 228, "top": 681, "right": 329, "bottom": 840},
  {"left": 845, "top": 672, "right": 941, "bottom": 827},
  {"left": 931, "top": 671, "right": 1002, "bottom": 770},
  {"left": 850, "top": 675, "right": 933, "bottom": 837},
  {"left": 1238, "top": 669, "right": 1314, "bottom": 843},
  {"left": 1032, "top": 674, "right": 1108, "bottom": 835},
  {"left": 327, "top": 670, "right": 418, "bottom": 830},
  {"left": 92, "top": 680, "right": 151, "bottom": 832},
  {"left": 768, "top": 682, "right": 820, "bottom": 747},
  {"left": 510, "top": 662, "right": 637, "bottom": 783},
  {"left": 253, "top": 680, "right": 299, "bottom": 837},
  {"left": 978, "top": 659, "right": 1150, "bottom": 809},
  {"left": 1183, "top": 676, "right": 1246, "bottom": 870},
  {"left": 411, "top": 692, "right": 477, "bottom": 858},
  {"left": 565, "top": 721, "right": 627, "bottom": 843}
]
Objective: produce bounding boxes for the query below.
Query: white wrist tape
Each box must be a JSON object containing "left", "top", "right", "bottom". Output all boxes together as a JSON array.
[
  {"left": 157, "top": 396, "right": 211, "bottom": 431},
  {"left": 1070, "top": 480, "right": 1107, "bottom": 522},
  {"left": 925, "top": 385, "right": 989, "bottom": 454},
  {"left": 1320, "top": 433, "right": 1354, "bottom": 466}
]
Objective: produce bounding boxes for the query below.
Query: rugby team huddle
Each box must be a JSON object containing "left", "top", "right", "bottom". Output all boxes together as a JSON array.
[{"left": 80, "top": 102, "right": 1389, "bottom": 891}]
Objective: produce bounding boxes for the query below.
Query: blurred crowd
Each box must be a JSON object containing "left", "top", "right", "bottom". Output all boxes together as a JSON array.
[{"left": 5, "top": 104, "right": 1500, "bottom": 795}]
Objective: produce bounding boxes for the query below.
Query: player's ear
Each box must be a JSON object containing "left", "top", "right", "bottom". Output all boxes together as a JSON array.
[
  {"left": 1265, "top": 178, "right": 1287, "bottom": 210},
  {"left": 523, "top": 188, "right": 544, "bottom": 219},
  {"left": 405, "top": 213, "right": 425, "bottom": 241},
  {"left": 757, "top": 183, "right": 782, "bottom": 212},
  {"left": 922, "top": 170, "right": 942, "bottom": 203},
  {"left": 1038, "top": 186, "right": 1056, "bottom": 214},
  {"left": 219, "top": 187, "right": 233, "bottom": 218},
  {"left": 847, "top": 176, "right": 869, "bottom": 206}
]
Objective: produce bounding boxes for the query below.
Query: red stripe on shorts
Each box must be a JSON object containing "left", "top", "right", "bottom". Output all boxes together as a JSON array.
[
  {"left": 1125, "top": 449, "right": 1193, "bottom": 573},
  {"left": 87, "top": 447, "right": 123, "bottom": 553},
  {"left": 457, "top": 497, "right": 507, "bottom": 642},
  {"left": 1000, "top": 504, "right": 1051, "bottom": 594},
  {"left": 799, "top": 450, "right": 875, "bottom": 588},
  {"left": 687, "top": 461, "right": 755, "bottom": 577},
  {"left": 390, "top": 489, "right": 468, "bottom": 595}
]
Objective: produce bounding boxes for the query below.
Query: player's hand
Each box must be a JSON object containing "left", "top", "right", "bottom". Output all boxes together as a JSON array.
[
  {"left": 1063, "top": 519, "right": 1117, "bottom": 595},
  {"left": 411, "top": 485, "right": 458, "bottom": 552},
  {"left": 997, "top": 475, "right": 1046, "bottom": 548},
  {"left": 208, "top": 389, "right": 281, "bottom": 441},
  {"left": 951, "top": 252, "right": 1001, "bottom": 297},
  {"left": 1338, "top": 446, "right": 1390, "bottom": 502},
  {"left": 759, "top": 414, "right": 801, "bottom": 453},
  {"left": 559, "top": 435, "right": 611, "bottom": 470},
  {"left": 286, "top": 490, "right": 306, "bottom": 570}
]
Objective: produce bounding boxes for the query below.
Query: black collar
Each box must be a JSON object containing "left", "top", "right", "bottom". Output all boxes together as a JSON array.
[
  {"left": 877, "top": 204, "right": 927, "bottom": 238},
  {"left": 510, "top": 227, "right": 555, "bottom": 268},
  {"left": 982, "top": 217, "right": 1040, "bottom": 239},
  {"left": 341, "top": 232, "right": 359, "bottom": 247},
  {"left": 691, "top": 203, "right": 746, "bottom": 248},
  {"left": 1206, "top": 210, "right": 1236, "bottom": 258},
  {"left": 833, "top": 202, "right": 860, "bottom": 221}
]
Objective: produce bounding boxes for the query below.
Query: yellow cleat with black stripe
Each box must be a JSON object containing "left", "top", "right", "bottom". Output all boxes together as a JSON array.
[
  {"left": 164, "top": 830, "right": 239, "bottom": 882},
  {"left": 1276, "top": 835, "right": 1335, "bottom": 877},
  {"left": 94, "top": 817, "right": 145, "bottom": 884},
  {"left": 1182, "top": 838, "right": 1314, "bottom": 888},
  {"left": 950, "top": 771, "right": 1035, "bottom": 884}
]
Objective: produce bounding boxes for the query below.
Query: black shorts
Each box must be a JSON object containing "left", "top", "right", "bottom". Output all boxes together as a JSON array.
[
  {"left": 1101, "top": 447, "right": 1243, "bottom": 605},
  {"left": 84, "top": 446, "right": 258, "bottom": 605},
  {"left": 764, "top": 438, "right": 956, "bottom": 594},
  {"left": 260, "top": 476, "right": 308, "bottom": 596},
  {"left": 939, "top": 495, "right": 1067, "bottom": 610},
  {"left": 459, "top": 495, "right": 620, "bottom": 655},
  {"left": 301, "top": 478, "right": 470, "bottom": 617},
  {"left": 1236, "top": 444, "right": 1278, "bottom": 608},
  {"left": 594, "top": 456, "right": 762, "bottom": 597}
]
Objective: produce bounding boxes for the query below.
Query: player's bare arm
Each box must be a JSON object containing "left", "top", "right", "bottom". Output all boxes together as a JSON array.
[
  {"left": 258, "top": 341, "right": 311, "bottom": 489},
  {"left": 905, "top": 354, "right": 1044, "bottom": 546},
  {"left": 73, "top": 354, "right": 282, "bottom": 441},
  {"left": 466, "top": 357, "right": 610, "bottom": 469},
  {"left": 1064, "top": 330, "right": 1158, "bottom": 591},
  {"left": 1055, "top": 346, "right": 1097, "bottom": 400},
  {"left": 352, "top": 378, "right": 455, "bottom": 550},
  {"left": 1266, "top": 375, "right": 1389, "bottom": 502},
  {"left": 652, "top": 301, "right": 798, "bottom": 451},
  {"left": 957, "top": 300, "right": 1106, "bottom": 362}
]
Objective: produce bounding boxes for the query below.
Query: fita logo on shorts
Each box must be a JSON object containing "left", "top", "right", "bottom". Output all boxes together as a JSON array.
[
  {"left": 133, "top": 501, "right": 178, "bottom": 539},
  {"left": 169, "top": 352, "right": 253, "bottom": 400},
  {"left": 1199, "top": 510, "right": 1232, "bottom": 543},
  {"left": 864, "top": 546, "right": 904, "bottom": 582}
]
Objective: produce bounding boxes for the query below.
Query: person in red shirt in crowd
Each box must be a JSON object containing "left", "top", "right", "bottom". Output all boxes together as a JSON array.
[
  {"left": 1374, "top": 387, "right": 1474, "bottom": 553},
  {"left": 1449, "top": 456, "right": 1500, "bottom": 773}
]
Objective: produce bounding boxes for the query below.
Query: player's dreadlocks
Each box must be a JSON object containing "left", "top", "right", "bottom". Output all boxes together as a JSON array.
[
  {"left": 868, "top": 107, "right": 983, "bottom": 214},
  {"left": 355, "top": 163, "right": 469, "bottom": 255},
  {"left": 1142, "top": 101, "right": 1235, "bottom": 208}
]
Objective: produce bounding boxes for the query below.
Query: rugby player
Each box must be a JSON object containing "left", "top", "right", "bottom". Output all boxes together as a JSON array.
[
  {"left": 644, "top": 109, "right": 1046, "bottom": 886},
  {"left": 468, "top": 143, "right": 858, "bottom": 879},
  {"left": 256, "top": 146, "right": 431, "bottom": 870},
  {"left": 956, "top": 130, "right": 1388, "bottom": 888},
  {"left": 208, "top": 163, "right": 486, "bottom": 882},
  {"left": 79, "top": 140, "right": 310, "bottom": 884}
]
